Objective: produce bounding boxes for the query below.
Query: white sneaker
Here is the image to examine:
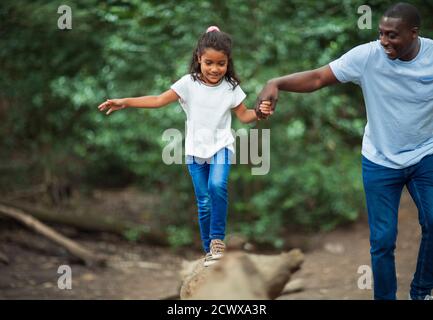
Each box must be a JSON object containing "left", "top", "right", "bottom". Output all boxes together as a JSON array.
[
  {"left": 408, "top": 293, "right": 433, "bottom": 300},
  {"left": 203, "top": 252, "right": 216, "bottom": 267}
]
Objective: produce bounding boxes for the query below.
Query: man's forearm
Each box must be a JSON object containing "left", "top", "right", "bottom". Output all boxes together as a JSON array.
[
  {"left": 271, "top": 65, "right": 338, "bottom": 93},
  {"left": 256, "top": 65, "right": 337, "bottom": 113},
  {"left": 271, "top": 69, "right": 322, "bottom": 93}
]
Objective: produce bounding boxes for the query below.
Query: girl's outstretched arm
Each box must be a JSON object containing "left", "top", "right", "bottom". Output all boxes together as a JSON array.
[
  {"left": 98, "top": 89, "right": 179, "bottom": 115},
  {"left": 233, "top": 101, "right": 273, "bottom": 124}
]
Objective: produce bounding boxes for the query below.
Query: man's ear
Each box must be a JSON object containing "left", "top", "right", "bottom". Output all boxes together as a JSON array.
[{"left": 411, "top": 27, "right": 419, "bottom": 38}]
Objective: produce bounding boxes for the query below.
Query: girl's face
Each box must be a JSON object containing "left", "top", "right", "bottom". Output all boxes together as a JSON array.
[{"left": 197, "top": 48, "right": 228, "bottom": 85}]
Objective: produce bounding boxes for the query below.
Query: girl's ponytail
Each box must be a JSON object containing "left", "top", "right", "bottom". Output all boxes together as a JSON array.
[{"left": 206, "top": 26, "right": 220, "bottom": 33}]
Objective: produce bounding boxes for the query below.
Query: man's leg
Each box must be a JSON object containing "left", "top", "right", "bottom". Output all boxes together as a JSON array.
[
  {"left": 407, "top": 154, "right": 433, "bottom": 299},
  {"left": 362, "top": 156, "right": 405, "bottom": 300}
]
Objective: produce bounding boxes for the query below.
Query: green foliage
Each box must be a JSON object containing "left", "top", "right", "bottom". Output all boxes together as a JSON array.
[
  {"left": 166, "top": 225, "right": 194, "bottom": 248},
  {"left": 2, "top": 0, "right": 432, "bottom": 247},
  {"left": 123, "top": 225, "right": 151, "bottom": 243}
]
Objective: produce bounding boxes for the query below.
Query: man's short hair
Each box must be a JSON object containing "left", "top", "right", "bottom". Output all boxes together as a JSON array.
[{"left": 383, "top": 2, "right": 421, "bottom": 29}]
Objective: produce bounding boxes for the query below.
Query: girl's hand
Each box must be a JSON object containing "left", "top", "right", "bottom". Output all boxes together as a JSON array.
[
  {"left": 97, "top": 99, "right": 127, "bottom": 115},
  {"left": 255, "top": 100, "right": 273, "bottom": 120},
  {"left": 259, "top": 100, "right": 273, "bottom": 116}
]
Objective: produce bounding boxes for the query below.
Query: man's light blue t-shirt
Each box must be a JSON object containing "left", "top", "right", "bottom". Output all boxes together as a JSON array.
[{"left": 329, "top": 37, "right": 433, "bottom": 169}]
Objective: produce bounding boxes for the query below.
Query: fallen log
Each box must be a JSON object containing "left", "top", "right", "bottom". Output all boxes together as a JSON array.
[
  {"left": 0, "top": 203, "right": 106, "bottom": 266},
  {"left": 0, "top": 200, "right": 167, "bottom": 246},
  {"left": 179, "top": 249, "right": 304, "bottom": 300},
  {"left": 0, "top": 251, "right": 9, "bottom": 265}
]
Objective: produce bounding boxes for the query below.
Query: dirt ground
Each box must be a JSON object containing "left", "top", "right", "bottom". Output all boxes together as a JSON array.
[
  {"left": 279, "top": 189, "right": 420, "bottom": 300},
  {"left": 0, "top": 188, "right": 422, "bottom": 300}
]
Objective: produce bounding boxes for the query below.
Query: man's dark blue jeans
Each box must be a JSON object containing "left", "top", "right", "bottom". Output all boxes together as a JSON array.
[{"left": 362, "top": 155, "right": 433, "bottom": 300}]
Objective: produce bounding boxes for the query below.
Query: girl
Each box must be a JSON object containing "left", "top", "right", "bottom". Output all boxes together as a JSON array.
[{"left": 98, "top": 26, "right": 272, "bottom": 266}]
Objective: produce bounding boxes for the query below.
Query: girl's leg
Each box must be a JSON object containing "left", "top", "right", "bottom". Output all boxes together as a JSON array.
[
  {"left": 187, "top": 156, "right": 211, "bottom": 253},
  {"left": 208, "top": 148, "right": 232, "bottom": 241}
]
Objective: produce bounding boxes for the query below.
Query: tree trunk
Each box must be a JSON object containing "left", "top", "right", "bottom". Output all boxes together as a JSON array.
[{"left": 179, "top": 249, "right": 304, "bottom": 300}]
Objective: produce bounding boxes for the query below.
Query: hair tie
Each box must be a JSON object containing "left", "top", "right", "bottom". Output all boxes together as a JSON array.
[{"left": 206, "top": 26, "right": 220, "bottom": 33}]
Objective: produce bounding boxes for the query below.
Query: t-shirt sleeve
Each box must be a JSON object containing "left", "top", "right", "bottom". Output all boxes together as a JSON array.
[
  {"left": 232, "top": 84, "right": 247, "bottom": 108},
  {"left": 170, "top": 75, "right": 190, "bottom": 102},
  {"left": 329, "top": 43, "right": 372, "bottom": 85}
]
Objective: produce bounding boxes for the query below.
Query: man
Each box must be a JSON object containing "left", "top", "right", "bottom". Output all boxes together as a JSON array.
[{"left": 257, "top": 2, "right": 433, "bottom": 300}]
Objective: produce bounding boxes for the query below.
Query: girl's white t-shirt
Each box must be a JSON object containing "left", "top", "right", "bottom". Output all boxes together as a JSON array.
[{"left": 171, "top": 74, "right": 246, "bottom": 159}]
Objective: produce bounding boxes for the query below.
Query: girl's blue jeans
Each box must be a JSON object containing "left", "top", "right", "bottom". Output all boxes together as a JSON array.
[
  {"left": 362, "top": 155, "right": 433, "bottom": 300},
  {"left": 187, "top": 148, "right": 232, "bottom": 253}
]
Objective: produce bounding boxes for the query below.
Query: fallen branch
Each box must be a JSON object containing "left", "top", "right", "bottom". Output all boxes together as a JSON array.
[
  {"left": 0, "top": 251, "right": 9, "bottom": 265},
  {"left": 0, "top": 203, "right": 106, "bottom": 266},
  {"left": 0, "top": 200, "right": 167, "bottom": 246},
  {"left": 2, "top": 184, "right": 47, "bottom": 202}
]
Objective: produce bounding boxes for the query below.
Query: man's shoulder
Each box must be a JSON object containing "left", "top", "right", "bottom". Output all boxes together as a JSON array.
[
  {"left": 421, "top": 37, "right": 433, "bottom": 48},
  {"left": 350, "top": 40, "right": 381, "bottom": 55},
  {"left": 338, "top": 40, "right": 380, "bottom": 62},
  {"left": 421, "top": 36, "right": 433, "bottom": 42}
]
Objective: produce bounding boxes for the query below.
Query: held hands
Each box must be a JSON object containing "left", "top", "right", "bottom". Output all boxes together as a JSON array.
[
  {"left": 255, "top": 81, "right": 279, "bottom": 120},
  {"left": 97, "top": 99, "right": 127, "bottom": 115},
  {"left": 255, "top": 100, "right": 274, "bottom": 120}
]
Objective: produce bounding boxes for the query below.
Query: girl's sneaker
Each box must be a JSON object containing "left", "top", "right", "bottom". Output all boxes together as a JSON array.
[
  {"left": 210, "top": 239, "right": 226, "bottom": 260},
  {"left": 203, "top": 240, "right": 226, "bottom": 267},
  {"left": 203, "top": 252, "right": 215, "bottom": 267}
]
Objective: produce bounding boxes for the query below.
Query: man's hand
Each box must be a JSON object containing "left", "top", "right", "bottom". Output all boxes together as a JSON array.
[{"left": 255, "top": 80, "right": 279, "bottom": 119}]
